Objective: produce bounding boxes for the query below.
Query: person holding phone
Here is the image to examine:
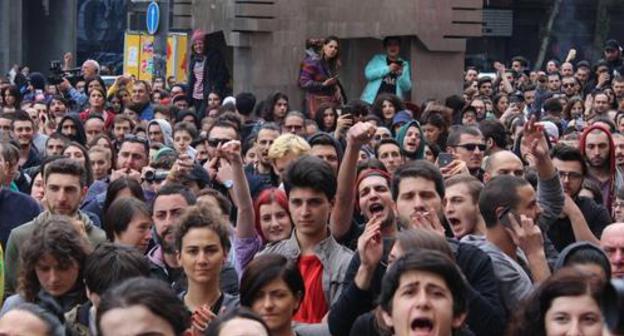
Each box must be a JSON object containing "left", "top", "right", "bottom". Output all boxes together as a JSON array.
[
  {"left": 298, "top": 36, "right": 345, "bottom": 118},
  {"left": 361, "top": 36, "right": 412, "bottom": 104}
]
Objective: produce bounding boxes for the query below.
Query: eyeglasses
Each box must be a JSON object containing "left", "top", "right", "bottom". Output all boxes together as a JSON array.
[
  {"left": 455, "top": 143, "right": 486, "bottom": 152},
  {"left": 614, "top": 201, "right": 624, "bottom": 209},
  {"left": 558, "top": 171, "right": 583, "bottom": 180},
  {"left": 207, "top": 138, "right": 230, "bottom": 147},
  {"left": 562, "top": 83, "right": 575, "bottom": 88},
  {"left": 374, "top": 134, "right": 391, "bottom": 141}
]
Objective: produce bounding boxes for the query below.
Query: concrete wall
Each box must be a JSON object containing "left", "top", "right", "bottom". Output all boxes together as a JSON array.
[
  {"left": 194, "top": 0, "right": 482, "bottom": 107},
  {"left": 0, "top": 0, "right": 75, "bottom": 76}
]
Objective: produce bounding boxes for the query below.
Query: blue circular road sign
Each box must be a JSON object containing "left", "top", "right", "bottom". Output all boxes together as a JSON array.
[{"left": 146, "top": 1, "right": 160, "bottom": 35}]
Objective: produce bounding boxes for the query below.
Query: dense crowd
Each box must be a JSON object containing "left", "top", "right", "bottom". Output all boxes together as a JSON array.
[{"left": 1, "top": 31, "right": 624, "bottom": 336}]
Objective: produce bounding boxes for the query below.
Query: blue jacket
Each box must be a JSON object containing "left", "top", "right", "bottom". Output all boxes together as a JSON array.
[{"left": 360, "top": 54, "right": 412, "bottom": 104}]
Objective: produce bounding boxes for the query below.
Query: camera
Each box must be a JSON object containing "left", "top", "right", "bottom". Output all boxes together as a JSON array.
[
  {"left": 144, "top": 170, "right": 168, "bottom": 183},
  {"left": 601, "top": 278, "right": 624, "bottom": 334},
  {"left": 47, "top": 60, "right": 82, "bottom": 86}
]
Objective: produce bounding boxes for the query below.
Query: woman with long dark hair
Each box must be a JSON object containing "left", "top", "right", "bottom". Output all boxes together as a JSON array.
[
  {"left": 314, "top": 103, "right": 338, "bottom": 133},
  {"left": 371, "top": 93, "right": 404, "bottom": 128},
  {"left": 298, "top": 36, "right": 345, "bottom": 118},
  {"left": 262, "top": 92, "right": 290, "bottom": 124}
]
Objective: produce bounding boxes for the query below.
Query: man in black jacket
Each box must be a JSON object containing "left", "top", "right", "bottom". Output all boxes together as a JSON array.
[
  {"left": 548, "top": 145, "right": 611, "bottom": 251},
  {"left": 328, "top": 160, "right": 507, "bottom": 336}
]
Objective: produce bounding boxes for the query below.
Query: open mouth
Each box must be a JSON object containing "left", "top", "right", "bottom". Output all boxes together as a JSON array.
[
  {"left": 411, "top": 317, "right": 434, "bottom": 334},
  {"left": 369, "top": 203, "right": 385, "bottom": 215},
  {"left": 447, "top": 217, "right": 461, "bottom": 227}
]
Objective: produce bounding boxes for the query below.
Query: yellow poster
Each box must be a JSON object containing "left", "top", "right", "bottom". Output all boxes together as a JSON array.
[
  {"left": 124, "top": 33, "right": 141, "bottom": 78},
  {"left": 166, "top": 33, "right": 189, "bottom": 83},
  {"left": 139, "top": 35, "right": 155, "bottom": 81}
]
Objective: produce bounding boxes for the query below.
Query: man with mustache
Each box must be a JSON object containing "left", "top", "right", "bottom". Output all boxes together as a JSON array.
[{"left": 579, "top": 124, "right": 624, "bottom": 210}]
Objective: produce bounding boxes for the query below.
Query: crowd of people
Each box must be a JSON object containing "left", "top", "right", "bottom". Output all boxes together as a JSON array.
[{"left": 1, "top": 30, "right": 624, "bottom": 336}]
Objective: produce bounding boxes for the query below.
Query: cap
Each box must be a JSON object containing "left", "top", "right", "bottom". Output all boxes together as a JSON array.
[
  {"left": 392, "top": 110, "right": 412, "bottom": 128},
  {"left": 605, "top": 39, "right": 621, "bottom": 51}
]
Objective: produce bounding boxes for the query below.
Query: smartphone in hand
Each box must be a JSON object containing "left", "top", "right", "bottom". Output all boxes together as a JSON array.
[{"left": 437, "top": 153, "right": 454, "bottom": 168}]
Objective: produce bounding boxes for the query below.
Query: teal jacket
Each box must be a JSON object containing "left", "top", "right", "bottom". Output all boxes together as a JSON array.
[{"left": 361, "top": 54, "right": 412, "bottom": 104}]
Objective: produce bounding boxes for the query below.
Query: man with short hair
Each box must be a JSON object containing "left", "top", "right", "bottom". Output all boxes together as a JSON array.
[
  {"left": 547, "top": 73, "right": 561, "bottom": 93},
  {"left": 205, "top": 120, "right": 239, "bottom": 161},
  {"left": 560, "top": 62, "right": 574, "bottom": 77},
  {"left": 511, "top": 56, "right": 528, "bottom": 74},
  {"left": 112, "top": 115, "right": 134, "bottom": 143},
  {"left": 0, "top": 143, "right": 41, "bottom": 247},
  {"left": 282, "top": 111, "right": 306, "bottom": 137},
  {"left": 130, "top": 80, "right": 154, "bottom": 120},
  {"left": 465, "top": 67, "right": 478, "bottom": 82},
  {"left": 389, "top": 160, "right": 507, "bottom": 335},
  {"left": 467, "top": 174, "right": 550, "bottom": 311},
  {"left": 148, "top": 183, "right": 196, "bottom": 289},
  {"left": 45, "top": 133, "right": 70, "bottom": 157},
  {"left": 5, "top": 158, "right": 107, "bottom": 294},
  {"left": 446, "top": 125, "right": 485, "bottom": 179},
  {"left": 561, "top": 76, "right": 580, "bottom": 98},
  {"left": 477, "top": 77, "right": 493, "bottom": 98},
  {"left": 84, "top": 115, "right": 105, "bottom": 144},
  {"left": 613, "top": 132, "right": 624, "bottom": 168},
  {"left": 308, "top": 132, "right": 342, "bottom": 175},
  {"left": 479, "top": 120, "right": 506, "bottom": 156},
  {"left": 613, "top": 76, "right": 624, "bottom": 105},
  {"left": 601, "top": 223, "right": 624, "bottom": 278},
  {"left": 11, "top": 111, "right": 41, "bottom": 169},
  {"left": 244, "top": 123, "right": 280, "bottom": 190},
  {"left": 375, "top": 138, "right": 404, "bottom": 175},
  {"left": 444, "top": 174, "right": 486, "bottom": 239},
  {"left": 549, "top": 145, "right": 611, "bottom": 251},
  {"left": 592, "top": 91, "right": 611, "bottom": 116},
  {"left": 258, "top": 156, "right": 353, "bottom": 325},
  {"left": 66, "top": 243, "right": 150, "bottom": 335}
]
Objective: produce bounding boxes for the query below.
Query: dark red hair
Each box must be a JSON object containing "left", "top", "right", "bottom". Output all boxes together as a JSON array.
[{"left": 253, "top": 188, "right": 290, "bottom": 243}]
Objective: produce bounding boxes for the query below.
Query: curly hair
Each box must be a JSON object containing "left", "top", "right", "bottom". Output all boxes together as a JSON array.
[{"left": 18, "top": 215, "right": 92, "bottom": 302}]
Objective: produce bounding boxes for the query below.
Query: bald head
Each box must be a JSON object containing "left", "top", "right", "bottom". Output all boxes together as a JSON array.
[
  {"left": 483, "top": 150, "right": 524, "bottom": 183},
  {"left": 601, "top": 223, "right": 624, "bottom": 278}
]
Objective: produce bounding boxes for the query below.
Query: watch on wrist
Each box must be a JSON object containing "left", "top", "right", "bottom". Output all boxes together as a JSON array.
[{"left": 223, "top": 179, "right": 234, "bottom": 189}]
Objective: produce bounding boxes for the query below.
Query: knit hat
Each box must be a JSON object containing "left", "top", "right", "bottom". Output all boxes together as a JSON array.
[
  {"left": 392, "top": 110, "right": 412, "bottom": 129},
  {"left": 192, "top": 29, "right": 205, "bottom": 42}
]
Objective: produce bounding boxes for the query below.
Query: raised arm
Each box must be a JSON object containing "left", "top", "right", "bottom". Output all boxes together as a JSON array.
[
  {"left": 330, "top": 122, "right": 376, "bottom": 239},
  {"left": 220, "top": 141, "right": 255, "bottom": 238}
]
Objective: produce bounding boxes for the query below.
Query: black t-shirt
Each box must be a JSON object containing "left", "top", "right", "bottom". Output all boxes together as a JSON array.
[{"left": 377, "top": 58, "right": 398, "bottom": 95}]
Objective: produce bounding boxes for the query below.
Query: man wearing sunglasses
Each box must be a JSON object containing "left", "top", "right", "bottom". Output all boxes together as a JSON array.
[
  {"left": 561, "top": 76, "right": 580, "bottom": 98},
  {"left": 446, "top": 125, "right": 486, "bottom": 179}
]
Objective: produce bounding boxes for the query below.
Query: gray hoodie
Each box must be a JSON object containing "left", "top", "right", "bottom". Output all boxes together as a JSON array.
[{"left": 147, "top": 119, "right": 174, "bottom": 148}]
